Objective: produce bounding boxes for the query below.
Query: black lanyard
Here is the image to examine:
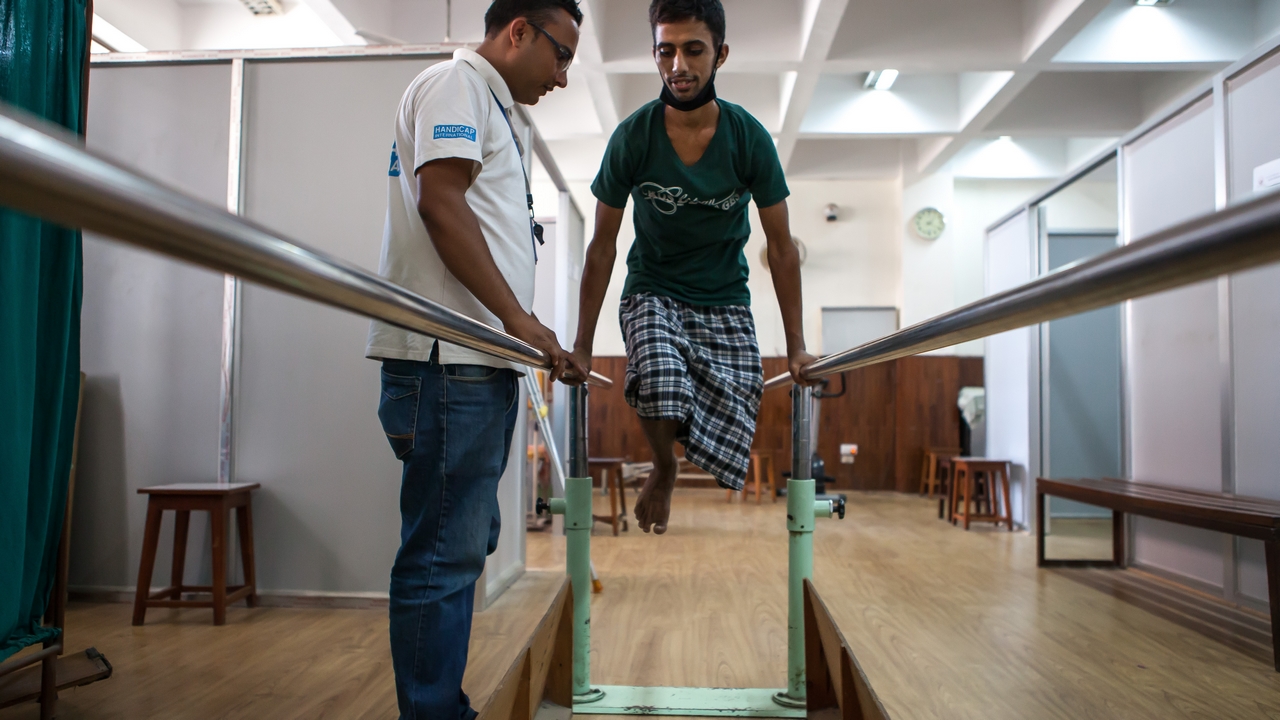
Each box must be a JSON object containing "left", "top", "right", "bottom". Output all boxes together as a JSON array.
[{"left": 490, "top": 89, "right": 544, "bottom": 260}]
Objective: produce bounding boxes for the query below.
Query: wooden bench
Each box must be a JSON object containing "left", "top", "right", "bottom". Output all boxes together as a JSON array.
[{"left": 1037, "top": 477, "right": 1280, "bottom": 671}]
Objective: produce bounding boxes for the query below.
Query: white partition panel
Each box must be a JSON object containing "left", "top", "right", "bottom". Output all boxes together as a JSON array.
[
  {"left": 1123, "top": 96, "right": 1224, "bottom": 589},
  {"left": 984, "top": 210, "right": 1036, "bottom": 529},
  {"left": 1227, "top": 47, "right": 1280, "bottom": 606},
  {"left": 77, "top": 50, "right": 557, "bottom": 604},
  {"left": 537, "top": 195, "right": 586, "bottom": 466},
  {"left": 236, "top": 55, "right": 530, "bottom": 599},
  {"left": 75, "top": 63, "right": 231, "bottom": 590}
]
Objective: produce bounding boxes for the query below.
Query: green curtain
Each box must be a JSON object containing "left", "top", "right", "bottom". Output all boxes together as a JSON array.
[{"left": 0, "top": 0, "right": 88, "bottom": 662}]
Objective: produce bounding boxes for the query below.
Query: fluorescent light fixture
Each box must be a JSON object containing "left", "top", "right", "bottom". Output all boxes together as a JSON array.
[
  {"left": 999, "top": 135, "right": 1012, "bottom": 141},
  {"left": 874, "top": 69, "right": 899, "bottom": 91},
  {"left": 864, "top": 69, "right": 900, "bottom": 90},
  {"left": 90, "top": 14, "right": 147, "bottom": 53},
  {"left": 1134, "top": 0, "right": 1174, "bottom": 6}
]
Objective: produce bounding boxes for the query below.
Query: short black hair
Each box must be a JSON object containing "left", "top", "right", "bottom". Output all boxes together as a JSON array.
[
  {"left": 649, "top": 0, "right": 726, "bottom": 47},
  {"left": 484, "top": 0, "right": 583, "bottom": 36}
]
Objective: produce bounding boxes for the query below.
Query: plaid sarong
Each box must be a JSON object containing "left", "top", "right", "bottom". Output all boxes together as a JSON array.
[{"left": 619, "top": 293, "right": 763, "bottom": 490}]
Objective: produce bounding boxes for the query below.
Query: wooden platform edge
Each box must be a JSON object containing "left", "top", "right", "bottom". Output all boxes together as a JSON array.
[
  {"left": 804, "top": 579, "right": 891, "bottom": 720},
  {"left": 477, "top": 577, "right": 573, "bottom": 720},
  {"left": 0, "top": 648, "right": 113, "bottom": 710}
]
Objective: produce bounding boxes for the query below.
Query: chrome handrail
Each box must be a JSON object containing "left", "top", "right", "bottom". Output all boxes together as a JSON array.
[
  {"left": 0, "top": 104, "right": 611, "bottom": 389},
  {"left": 766, "top": 189, "right": 1280, "bottom": 390}
]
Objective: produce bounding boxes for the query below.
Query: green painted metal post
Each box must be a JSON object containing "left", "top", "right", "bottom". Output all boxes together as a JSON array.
[
  {"left": 774, "top": 385, "right": 815, "bottom": 710},
  {"left": 566, "top": 385, "right": 605, "bottom": 705}
]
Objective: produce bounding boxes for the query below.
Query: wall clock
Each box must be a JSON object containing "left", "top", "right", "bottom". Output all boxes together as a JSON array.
[
  {"left": 759, "top": 236, "right": 807, "bottom": 272},
  {"left": 912, "top": 207, "right": 946, "bottom": 240}
]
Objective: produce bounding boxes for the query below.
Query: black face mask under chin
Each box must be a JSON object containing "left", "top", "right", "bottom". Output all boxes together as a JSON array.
[{"left": 660, "top": 72, "right": 717, "bottom": 112}]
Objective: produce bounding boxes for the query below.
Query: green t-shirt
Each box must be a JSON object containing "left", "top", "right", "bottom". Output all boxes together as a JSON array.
[{"left": 591, "top": 99, "right": 790, "bottom": 307}]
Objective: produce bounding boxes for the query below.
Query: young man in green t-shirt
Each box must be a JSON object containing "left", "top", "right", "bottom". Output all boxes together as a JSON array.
[{"left": 571, "top": 0, "right": 816, "bottom": 535}]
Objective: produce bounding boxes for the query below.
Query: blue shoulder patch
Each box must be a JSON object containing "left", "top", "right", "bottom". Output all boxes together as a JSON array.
[
  {"left": 433, "top": 124, "right": 478, "bottom": 142},
  {"left": 388, "top": 141, "right": 402, "bottom": 177}
]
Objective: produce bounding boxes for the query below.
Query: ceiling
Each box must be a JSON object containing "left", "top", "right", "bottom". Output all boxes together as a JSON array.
[{"left": 94, "top": 0, "right": 1280, "bottom": 183}]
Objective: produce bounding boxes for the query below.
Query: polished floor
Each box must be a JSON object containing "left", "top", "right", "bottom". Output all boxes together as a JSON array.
[{"left": 3, "top": 490, "right": 1278, "bottom": 719}]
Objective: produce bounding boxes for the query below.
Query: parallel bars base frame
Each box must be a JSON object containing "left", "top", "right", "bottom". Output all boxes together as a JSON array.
[{"left": 572, "top": 686, "right": 806, "bottom": 717}]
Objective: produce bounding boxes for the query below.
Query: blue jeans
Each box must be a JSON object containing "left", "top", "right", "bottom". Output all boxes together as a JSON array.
[{"left": 377, "top": 355, "right": 519, "bottom": 720}]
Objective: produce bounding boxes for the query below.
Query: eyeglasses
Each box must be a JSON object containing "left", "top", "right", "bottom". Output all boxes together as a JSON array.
[{"left": 528, "top": 21, "right": 574, "bottom": 73}]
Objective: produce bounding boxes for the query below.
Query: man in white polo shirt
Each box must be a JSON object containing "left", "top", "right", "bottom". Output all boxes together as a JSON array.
[{"left": 365, "top": 1, "right": 583, "bottom": 717}]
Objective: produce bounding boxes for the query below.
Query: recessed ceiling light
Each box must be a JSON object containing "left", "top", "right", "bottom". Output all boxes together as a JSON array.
[
  {"left": 999, "top": 135, "right": 1012, "bottom": 141},
  {"left": 864, "top": 69, "right": 899, "bottom": 91},
  {"left": 241, "top": 0, "right": 284, "bottom": 15},
  {"left": 1134, "top": 0, "right": 1174, "bottom": 6}
]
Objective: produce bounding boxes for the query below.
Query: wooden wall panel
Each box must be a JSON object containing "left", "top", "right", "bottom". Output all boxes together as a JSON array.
[
  {"left": 892, "top": 357, "right": 964, "bottom": 493},
  {"left": 816, "top": 363, "right": 899, "bottom": 491},
  {"left": 586, "top": 357, "right": 649, "bottom": 462},
  {"left": 752, "top": 358, "right": 793, "bottom": 461},
  {"left": 584, "top": 356, "right": 980, "bottom": 492},
  {"left": 959, "top": 357, "right": 984, "bottom": 388}
]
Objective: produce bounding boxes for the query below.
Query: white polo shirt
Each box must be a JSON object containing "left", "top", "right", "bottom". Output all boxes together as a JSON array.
[{"left": 366, "top": 48, "right": 535, "bottom": 370}]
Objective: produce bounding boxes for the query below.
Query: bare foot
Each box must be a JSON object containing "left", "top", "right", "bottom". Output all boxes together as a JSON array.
[{"left": 634, "top": 460, "right": 677, "bottom": 534}]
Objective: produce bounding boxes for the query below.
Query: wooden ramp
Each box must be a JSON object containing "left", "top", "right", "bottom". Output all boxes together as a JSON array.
[
  {"left": 532, "top": 490, "right": 1280, "bottom": 720},
  {"left": 476, "top": 575, "right": 887, "bottom": 719},
  {"left": 804, "top": 580, "right": 890, "bottom": 720},
  {"left": 475, "top": 577, "right": 574, "bottom": 720}
]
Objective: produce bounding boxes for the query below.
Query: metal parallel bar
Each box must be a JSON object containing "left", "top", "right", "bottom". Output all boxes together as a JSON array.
[
  {"left": 218, "top": 57, "right": 246, "bottom": 486},
  {"left": 0, "top": 104, "right": 611, "bottom": 389},
  {"left": 765, "top": 186, "right": 1280, "bottom": 390},
  {"left": 567, "top": 386, "right": 589, "bottom": 480},
  {"left": 774, "top": 386, "right": 816, "bottom": 710},
  {"left": 564, "top": 384, "right": 604, "bottom": 705}
]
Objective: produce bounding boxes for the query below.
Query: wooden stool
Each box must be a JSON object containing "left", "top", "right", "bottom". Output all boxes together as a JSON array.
[
  {"left": 920, "top": 446, "right": 963, "bottom": 497},
  {"left": 133, "top": 483, "right": 260, "bottom": 626},
  {"left": 589, "top": 458, "right": 628, "bottom": 536},
  {"left": 949, "top": 459, "right": 1013, "bottom": 531},
  {"left": 727, "top": 451, "right": 778, "bottom": 504},
  {"left": 935, "top": 456, "right": 957, "bottom": 519}
]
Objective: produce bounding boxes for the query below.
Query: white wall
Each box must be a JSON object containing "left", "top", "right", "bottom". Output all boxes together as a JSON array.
[
  {"left": 1123, "top": 96, "right": 1224, "bottom": 589},
  {"left": 984, "top": 211, "right": 1036, "bottom": 529},
  {"left": 181, "top": 3, "right": 344, "bottom": 50},
  {"left": 1040, "top": 174, "right": 1119, "bottom": 231},
  {"left": 953, "top": 179, "right": 1054, "bottom": 354},
  {"left": 900, "top": 173, "right": 957, "bottom": 337},
  {"left": 95, "top": 0, "right": 350, "bottom": 51},
  {"left": 75, "top": 64, "right": 231, "bottom": 592},
  {"left": 94, "top": 0, "right": 182, "bottom": 50}
]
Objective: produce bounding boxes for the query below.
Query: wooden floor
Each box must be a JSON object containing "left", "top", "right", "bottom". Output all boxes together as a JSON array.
[
  {"left": 532, "top": 490, "right": 1280, "bottom": 720},
  {"left": 0, "top": 572, "right": 563, "bottom": 719},
  {"left": 4, "top": 490, "right": 1279, "bottom": 719}
]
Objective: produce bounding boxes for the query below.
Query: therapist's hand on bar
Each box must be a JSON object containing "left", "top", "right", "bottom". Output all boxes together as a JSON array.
[{"left": 504, "top": 311, "right": 583, "bottom": 384}]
